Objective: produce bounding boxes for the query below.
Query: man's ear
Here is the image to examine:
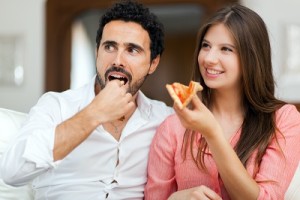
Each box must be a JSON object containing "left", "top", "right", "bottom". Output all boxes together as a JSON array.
[
  {"left": 148, "top": 55, "right": 160, "bottom": 75},
  {"left": 95, "top": 48, "right": 98, "bottom": 57}
]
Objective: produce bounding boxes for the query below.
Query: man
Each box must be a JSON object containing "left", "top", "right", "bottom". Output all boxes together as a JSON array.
[{"left": 0, "top": 1, "right": 173, "bottom": 199}]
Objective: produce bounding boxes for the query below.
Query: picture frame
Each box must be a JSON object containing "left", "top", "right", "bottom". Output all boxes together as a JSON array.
[{"left": 0, "top": 36, "right": 24, "bottom": 86}]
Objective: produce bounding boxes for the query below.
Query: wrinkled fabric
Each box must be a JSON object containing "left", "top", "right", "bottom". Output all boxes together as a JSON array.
[
  {"left": 1, "top": 76, "right": 173, "bottom": 200},
  {"left": 145, "top": 104, "right": 300, "bottom": 200}
]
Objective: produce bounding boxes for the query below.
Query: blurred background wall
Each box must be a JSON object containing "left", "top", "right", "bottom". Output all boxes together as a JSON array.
[
  {"left": 0, "top": 0, "right": 45, "bottom": 112},
  {"left": 0, "top": 0, "right": 300, "bottom": 112}
]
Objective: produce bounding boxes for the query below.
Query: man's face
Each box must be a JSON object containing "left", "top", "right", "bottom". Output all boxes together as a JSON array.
[{"left": 96, "top": 20, "right": 160, "bottom": 95}]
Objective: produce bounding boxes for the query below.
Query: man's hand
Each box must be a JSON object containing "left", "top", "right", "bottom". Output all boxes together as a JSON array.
[
  {"left": 88, "top": 80, "right": 135, "bottom": 124},
  {"left": 54, "top": 80, "right": 135, "bottom": 161}
]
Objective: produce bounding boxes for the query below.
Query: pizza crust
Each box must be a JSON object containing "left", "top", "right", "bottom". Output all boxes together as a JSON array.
[{"left": 166, "top": 81, "right": 203, "bottom": 109}]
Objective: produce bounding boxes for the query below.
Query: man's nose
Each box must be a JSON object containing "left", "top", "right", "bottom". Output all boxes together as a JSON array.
[{"left": 112, "top": 50, "right": 125, "bottom": 67}]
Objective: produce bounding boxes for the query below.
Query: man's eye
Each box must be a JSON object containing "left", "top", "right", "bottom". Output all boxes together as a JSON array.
[
  {"left": 128, "top": 47, "right": 139, "bottom": 54},
  {"left": 104, "top": 44, "right": 115, "bottom": 51}
]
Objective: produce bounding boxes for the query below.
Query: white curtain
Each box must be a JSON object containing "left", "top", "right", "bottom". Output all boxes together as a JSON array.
[{"left": 71, "top": 20, "right": 95, "bottom": 89}]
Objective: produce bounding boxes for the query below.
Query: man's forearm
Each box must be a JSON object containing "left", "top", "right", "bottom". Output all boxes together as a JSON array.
[{"left": 53, "top": 107, "right": 101, "bottom": 161}]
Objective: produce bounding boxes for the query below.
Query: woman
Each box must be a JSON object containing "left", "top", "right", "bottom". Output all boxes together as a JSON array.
[{"left": 145, "top": 4, "right": 300, "bottom": 200}]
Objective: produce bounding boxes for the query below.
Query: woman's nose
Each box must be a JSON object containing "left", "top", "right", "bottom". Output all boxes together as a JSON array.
[{"left": 204, "top": 49, "right": 218, "bottom": 65}]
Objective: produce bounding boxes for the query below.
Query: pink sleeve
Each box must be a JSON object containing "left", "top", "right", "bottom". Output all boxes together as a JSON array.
[
  {"left": 144, "top": 115, "right": 178, "bottom": 200},
  {"left": 256, "top": 105, "right": 300, "bottom": 200}
]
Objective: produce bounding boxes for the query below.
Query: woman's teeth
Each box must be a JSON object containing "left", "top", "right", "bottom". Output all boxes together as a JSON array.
[{"left": 207, "top": 68, "right": 222, "bottom": 75}]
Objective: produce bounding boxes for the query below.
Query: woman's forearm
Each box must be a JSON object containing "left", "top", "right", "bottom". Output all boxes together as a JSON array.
[{"left": 206, "top": 130, "right": 259, "bottom": 200}]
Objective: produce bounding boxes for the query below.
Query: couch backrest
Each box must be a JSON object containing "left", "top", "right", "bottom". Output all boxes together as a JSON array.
[{"left": 0, "top": 108, "right": 34, "bottom": 200}]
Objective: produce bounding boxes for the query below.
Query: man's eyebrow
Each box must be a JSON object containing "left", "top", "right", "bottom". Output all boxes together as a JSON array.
[
  {"left": 101, "top": 40, "right": 117, "bottom": 46},
  {"left": 101, "top": 41, "right": 145, "bottom": 52},
  {"left": 126, "top": 42, "right": 144, "bottom": 52}
]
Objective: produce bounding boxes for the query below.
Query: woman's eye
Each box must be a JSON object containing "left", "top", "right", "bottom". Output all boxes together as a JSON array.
[
  {"left": 221, "top": 47, "right": 233, "bottom": 52},
  {"left": 201, "top": 42, "right": 210, "bottom": 48}
]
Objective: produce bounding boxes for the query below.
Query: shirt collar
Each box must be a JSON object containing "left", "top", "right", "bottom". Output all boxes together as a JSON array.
[
  {"left": 135, "top": 90, "right": 152, "bottom": 120},
  {"left": 78, "top": 75, "right": 97, "bottom": 111}
]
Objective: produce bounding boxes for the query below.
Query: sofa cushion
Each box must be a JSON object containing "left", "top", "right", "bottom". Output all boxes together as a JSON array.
[
  {"left": 0, "top": 108, "right": 34, "bottom": 200},
  {"left": 0, "top": 108, "right": 27, "bottom": 153}
]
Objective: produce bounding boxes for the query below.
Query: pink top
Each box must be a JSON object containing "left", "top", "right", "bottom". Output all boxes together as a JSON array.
[{"left": 145, "top": 104, "right": 300, "bottom": 200}]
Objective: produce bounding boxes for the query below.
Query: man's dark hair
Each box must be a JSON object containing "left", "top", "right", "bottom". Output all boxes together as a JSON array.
[{"left": 96, "top": 0, "right": 164, "bottom": 61}]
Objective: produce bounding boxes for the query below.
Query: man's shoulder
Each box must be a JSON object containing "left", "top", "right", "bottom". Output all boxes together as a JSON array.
[
  {"left": 38, "top": 89, "right": 79, "bottom": 104},
  {"left": 40, "top": 83, "right": 90, "bottom": 103},
  {"left": 32, "top": 86, "right": 89, "bottom": 115}
]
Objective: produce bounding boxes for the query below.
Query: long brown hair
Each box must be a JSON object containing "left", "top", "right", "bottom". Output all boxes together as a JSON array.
[{"left": 184, "top": 3, "right": 286, "bottom": 175}]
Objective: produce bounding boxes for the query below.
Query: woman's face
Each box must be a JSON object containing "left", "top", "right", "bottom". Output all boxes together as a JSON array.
[{"left": 198, "top": 23, "right": 241, "bottom": 92}]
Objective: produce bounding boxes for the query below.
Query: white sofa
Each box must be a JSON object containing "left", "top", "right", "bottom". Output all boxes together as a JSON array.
[
  {"left": 0, "top": 107, "right": 299, "bottom": 200},
  {"left": 285, "top": 161, "right": 300, "bottom": 200},
  {"left": 0, "top": 108, "right": 34, "bottom": 200}
]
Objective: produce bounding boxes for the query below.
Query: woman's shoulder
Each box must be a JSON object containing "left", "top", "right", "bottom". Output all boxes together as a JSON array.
[
  {"left": 163, "top": 113, "right": 184, "bottom": 128},
  {"left": 275, "top": 104, "right": 300, "bottom": 135},
  {"left": 156, "top": 113, "right": 186, "bottom": 137},
  {"left": 165, "top": 113, "right": 181, "bottom": 122},
  {"left": 276, "top": 104, "right": 300, "bottom": 119}
]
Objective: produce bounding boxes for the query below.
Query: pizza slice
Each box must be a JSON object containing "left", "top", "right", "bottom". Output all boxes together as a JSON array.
[{"left": 166, "top": 81, "right": 203, "bottom": 109}]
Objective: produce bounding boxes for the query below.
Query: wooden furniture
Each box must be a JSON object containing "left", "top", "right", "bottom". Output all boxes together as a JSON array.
[{"left": 45, "top": 0, "right": 237, "bottom": 105}]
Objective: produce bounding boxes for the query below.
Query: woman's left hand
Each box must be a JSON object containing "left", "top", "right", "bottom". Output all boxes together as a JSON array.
[{"left": 168, "top": 185, "right": 222, "bottom": 200}]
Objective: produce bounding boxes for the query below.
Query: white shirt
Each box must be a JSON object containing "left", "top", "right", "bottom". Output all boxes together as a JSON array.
[{"left": 0, "top": 77, "right": 173, "bottom": 200}]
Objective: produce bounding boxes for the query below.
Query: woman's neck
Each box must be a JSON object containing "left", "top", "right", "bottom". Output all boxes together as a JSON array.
[
  {"left": 210, "top": 87, "right": 243, "bottom": 115},
  {"left": 210, "top": 88, "right": 244, "bottom": 140}
]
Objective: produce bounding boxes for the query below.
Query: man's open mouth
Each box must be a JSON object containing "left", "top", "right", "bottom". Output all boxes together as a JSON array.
[{"left": 108, "top": 74, "right": 128, "bottom": 85}]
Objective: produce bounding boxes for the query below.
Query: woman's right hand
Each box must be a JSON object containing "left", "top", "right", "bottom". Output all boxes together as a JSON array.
[
  {"left": 174, "top": 95, "right": 222, "bottom": 140},
  {"left": 168, "top": 185, "right": 222, "bottom": 200}
]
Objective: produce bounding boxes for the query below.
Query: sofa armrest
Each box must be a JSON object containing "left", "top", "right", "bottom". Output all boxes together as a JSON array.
[
  {"left": 285, "top": 162, "right": 300, "bottom": 200},
  {"left": 0, "top": 108, "right": 34, "bottom": 200}
]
